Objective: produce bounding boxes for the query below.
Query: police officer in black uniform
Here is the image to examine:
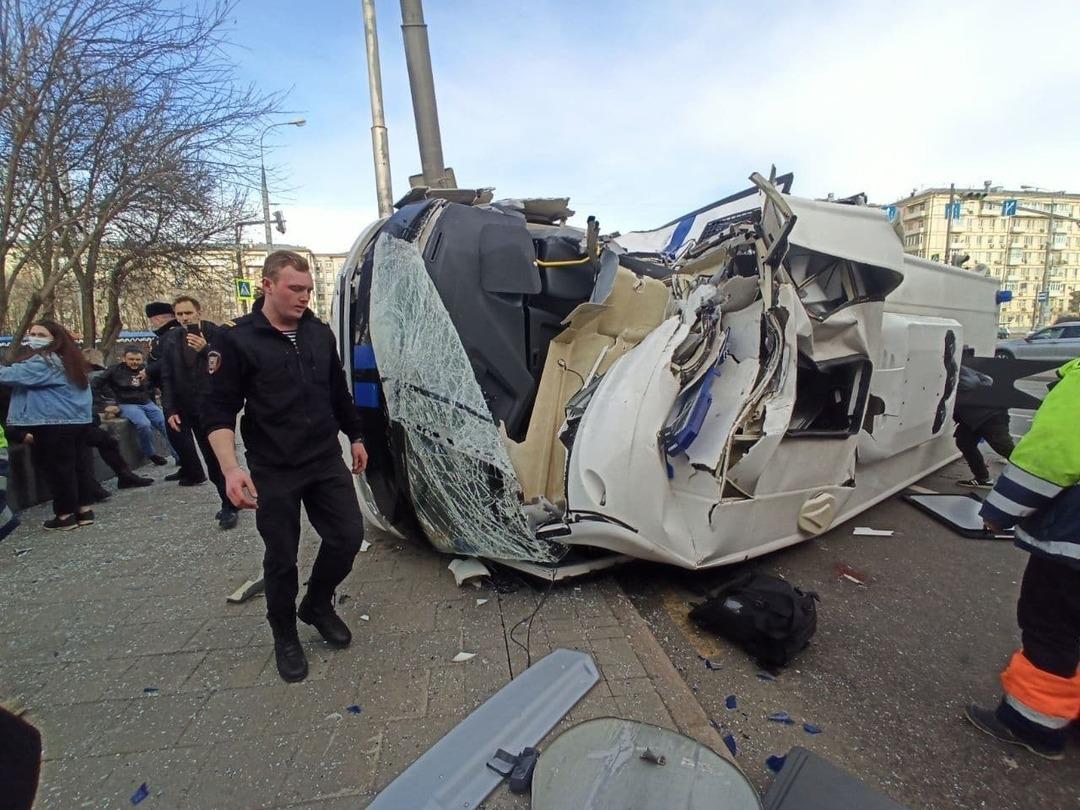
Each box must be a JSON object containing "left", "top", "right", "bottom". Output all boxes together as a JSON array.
[{"left": 204, "top": 250, "right": 368, "bottom": 682}]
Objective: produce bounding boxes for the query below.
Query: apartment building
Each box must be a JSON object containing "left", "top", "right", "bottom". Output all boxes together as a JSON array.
[{"left": 891, "top": 187, "right": 1080, "bottom": 331}]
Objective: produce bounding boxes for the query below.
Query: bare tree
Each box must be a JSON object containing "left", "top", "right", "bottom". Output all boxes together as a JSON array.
[{"left": 0, "top": 0, "right": 280, "bottom": 354}]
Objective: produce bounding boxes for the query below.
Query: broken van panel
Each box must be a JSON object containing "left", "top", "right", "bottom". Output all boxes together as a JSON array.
[{"left": 333, "top": 173, "right": 1000, "bottom": 570}]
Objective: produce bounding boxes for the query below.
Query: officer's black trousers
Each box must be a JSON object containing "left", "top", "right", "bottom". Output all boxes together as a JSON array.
[
  {"left": 251, "top": 455, "right": 365, "bottom": 628},
  {"left": 173, "top": 409, "right": 228, "bottom": 508}
]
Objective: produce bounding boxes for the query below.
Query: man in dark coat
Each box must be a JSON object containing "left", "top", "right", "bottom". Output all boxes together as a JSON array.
[
  {"left": 953, "top": 365, "right": 1015, "bottom": 487},
  {"left": 160, "top": 295, "right": 237, "bottom": 529}
]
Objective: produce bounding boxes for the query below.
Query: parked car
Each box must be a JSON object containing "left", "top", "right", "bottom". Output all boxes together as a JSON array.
[
  {"left": 995, "top": 321, "right": 1080, "bottom": 360},
  {"left": 997, "top": 326, "right": 1009, "bottom": 340}
]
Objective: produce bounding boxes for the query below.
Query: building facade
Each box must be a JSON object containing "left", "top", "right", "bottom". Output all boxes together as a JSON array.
[{"left": 892, "top": 187, "right": 1080, "bottom": 332}]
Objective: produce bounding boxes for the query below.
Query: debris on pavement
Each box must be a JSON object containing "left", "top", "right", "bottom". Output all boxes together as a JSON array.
[
  {"left": 225, "top": 578, "right": 265, "bottom": 604},
  {"left": 766, "top": 754, "right": 786, "bottom": 774},
  {"left": 476, "top": 598, "right": 489, "bottom": 607},
  {"left": 725, "top": 694, "right": 737, "bottom": 709},
  {"left": 852, "top": 527, "right": 894, "bottom": 537},
  {"left": 690, "top": 572, "right": 818, "bottom": 668},
  {"left": 448, "top": 558, "right": 490, "bottom": 587},
  {"left": 452, "top": 651, "right": 477, "bottom": 663},
  {"left": 359, "top": 614, "right": 370, "bottom": 622},
  {"left": 130, "top": 782, "right": 150, "bottom": 805},
  {"left": 1002, "top": 755, "right": 1019, "bottom": 770},
  {"left": 360, "top": 539, "right": 372, "bottom": 552},
  {"left": 767, "top": 711, "right": 794, "bottom": 725},
  {"left": 756, "top": 672, "right": 776, "bottom": 683},
  {"left": 324, "top": 712, "right": 343, "bottom": 722},
  {"left": 346, "top": 704, "right": 363, "bottom": 715},
  {"left": 723, "top": 733, "right": 737, "bottom": 757},
  {"left": 803, "top": 723, "right": 823, "bottom": 735},
  {"left": 14, "top": 547, "right": 30, "bottom": 557},
  {"left": 142, "top": 687, "right": 159, "bottom": 695},
  {"left": 700, "top": 656, "right": 721, "bottom": 671},
  {"left": 834, "top": 562, "right": 868, "bottom": 586}
]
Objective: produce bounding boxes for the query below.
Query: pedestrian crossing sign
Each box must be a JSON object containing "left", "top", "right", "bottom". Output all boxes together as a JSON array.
[{"left": 235, "top": 278, "right": 254, "bottom": 301}]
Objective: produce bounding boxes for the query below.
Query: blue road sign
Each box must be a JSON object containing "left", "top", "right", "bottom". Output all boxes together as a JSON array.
[
  {"left": 883, "top": 205, "right": 897, "bottom": 222},
  {"left": 1001, "top": 199, "right": 1018, "bottom": 217},
  {"left": 944, "top": 202, "right": 962, "bottom": 220}
]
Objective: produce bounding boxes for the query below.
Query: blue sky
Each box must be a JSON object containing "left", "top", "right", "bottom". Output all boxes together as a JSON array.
[{"left": 218, "top": 0, "right": 1080, "bottom": 252}]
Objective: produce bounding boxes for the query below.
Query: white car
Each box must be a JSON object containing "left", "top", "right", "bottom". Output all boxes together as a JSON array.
[{"left": 332, "top": 174, "right": 1000, "bottom": 574}]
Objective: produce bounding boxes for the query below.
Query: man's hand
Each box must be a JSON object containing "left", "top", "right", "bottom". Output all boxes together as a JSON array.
[
  {"left": 167, "top": 414, "right": 182, "bottom": 431},
  {"left": 186, "top": 333, "right": 208, "bottom": 352},
  {"left": 224, "top": 467, "right": 258, "bottom": 509},
  {"left": 136, "top": 369, "right": 148, "bottom": 384},
  {"left": 23, "top": 432, "right": 33, "bottom": 445},
  {"left": 351, "top": 441, "right": 368, "bottom": 474},
  {"left": 103, "top": 405, "right": 120, "bottom": 418}
]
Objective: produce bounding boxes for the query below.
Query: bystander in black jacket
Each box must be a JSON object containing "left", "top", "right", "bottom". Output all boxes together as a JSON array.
[
  {"left": 203, "top": 298, "right": 363, "bottom": 469},
  {"left": 96, "top": 362, "right": 155, "bottom": 406}
]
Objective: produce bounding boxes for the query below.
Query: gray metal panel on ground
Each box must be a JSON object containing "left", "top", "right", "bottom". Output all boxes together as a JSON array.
[
  {"left": 531, "top": 718, "right": 762, "bottom": 810},
  {"left": 904, "top": 493, "right": 1014, "bottom": 539},
  {"left": 367, "top": 648, "right": 599, "bottom": 810},
  {"left": 762, "top": 746, "right": 907, "bottom": 810}
]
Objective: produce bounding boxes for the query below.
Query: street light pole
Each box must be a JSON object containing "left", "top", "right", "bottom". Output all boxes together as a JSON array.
[
  {"left": 362, "top": 0, "right": 394, "bottom": 217},
  {"left": 260, "top": 118, "right": 306, "bottom": 245},
  {"left": 943, "top": 183, "right": 955, "bottom": 265}
]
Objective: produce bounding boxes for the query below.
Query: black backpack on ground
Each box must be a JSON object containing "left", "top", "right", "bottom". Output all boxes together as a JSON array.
[{"left": 689, "top": 572, "right": 819, "bottom": 668}]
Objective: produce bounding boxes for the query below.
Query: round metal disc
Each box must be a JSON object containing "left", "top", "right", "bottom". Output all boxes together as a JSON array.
[{"left": 532, "top": 717, "right": 762, "bottom": 810}]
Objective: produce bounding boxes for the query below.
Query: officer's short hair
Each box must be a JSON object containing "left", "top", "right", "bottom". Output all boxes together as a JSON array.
[
  {"left": 123, "top": 345, "right": 143, "bottom": 356},
  {"left": 173, "top": 294, "right": 201, "bottom": 311},
  {"left": 263, "top": 250, "right": 310, "bottom": 281}
]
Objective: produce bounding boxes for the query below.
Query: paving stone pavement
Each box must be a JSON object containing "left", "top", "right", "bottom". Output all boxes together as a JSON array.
[{"left": 0, "top": 461, "right": 728, "bottom": 809}]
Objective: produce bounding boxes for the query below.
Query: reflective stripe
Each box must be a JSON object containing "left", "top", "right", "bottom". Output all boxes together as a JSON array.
[
  {"left": 985, "top": 489, "right": 1034, "bottom": 518},
  {"left": 1006, "top": 464, "right": 1064, "bottom": 499},
  {"left": 1004, "top": 694, "right": 1071, "bottom": 730},
  {"left": 1000, "top": 650, "right": 1080, "bottom": 725},
  {"left": 1015, "top": 526, "right": 1080, "bottom": 561}
]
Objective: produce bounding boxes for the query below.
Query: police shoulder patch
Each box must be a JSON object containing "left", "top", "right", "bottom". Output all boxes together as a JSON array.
[
  {"left": 207, "top": 350, "right": 222, "bottom": 374},
  {"left": 222, "top": 320, "right": 236, "bottom": 328}
]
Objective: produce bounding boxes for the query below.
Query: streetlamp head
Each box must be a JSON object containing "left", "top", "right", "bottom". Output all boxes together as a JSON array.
[{"left": 289, "top": 118, "right": 306, "bottom": 127}]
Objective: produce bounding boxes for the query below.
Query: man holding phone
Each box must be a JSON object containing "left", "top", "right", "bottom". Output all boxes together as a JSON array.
[{"left": 160, "top": 295, "right": 238, "bottom": 530}]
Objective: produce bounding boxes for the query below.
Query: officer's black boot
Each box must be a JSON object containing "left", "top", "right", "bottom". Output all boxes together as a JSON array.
[
  {"left": 270, "top": 619, "right": 308, "bottom": 682},
  {"left": 297, "top": 592, "right": 352, "bottom": 648}
]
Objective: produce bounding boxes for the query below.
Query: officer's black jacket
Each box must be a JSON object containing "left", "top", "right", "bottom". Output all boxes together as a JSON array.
[
  {"left": 147, "top": 319, "right": 180, "bottom": 389},
  {"left": 160, "top": 319, "right": 222, "bottom": 418},
  {"left": 203, "top": 298, "right": 364, "bottom": 469}
]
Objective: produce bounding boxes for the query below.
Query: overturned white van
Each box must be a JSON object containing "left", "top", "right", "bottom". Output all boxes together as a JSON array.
[{"left": 332, "top": 173, "right": 999, "bottom": 573}]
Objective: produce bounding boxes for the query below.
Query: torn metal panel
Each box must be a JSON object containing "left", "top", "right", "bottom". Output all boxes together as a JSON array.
[{"left": 368, "top": 649, "right": 598, "bottom": 810}]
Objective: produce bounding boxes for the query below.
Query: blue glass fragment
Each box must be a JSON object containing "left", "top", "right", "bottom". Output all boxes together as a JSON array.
[
  {"left": 803, "top": 723, "right": 823, "bottom": 734},
  {"left": 725, "top": 694, "right": 737, "bottom": 710},
  {"left": 346, "top": 704, "right": 363, "bottom": 715},
  {"left": 723, "top": 733, "right": 737, "bottom": 757},
  {"left": 756, "top": 672, "right": 776, "bottom": 682},
  {"left": 131, "top": 782, "right": 150, "bottom": 805},
  {"left": 767, "top": 711, "right": 794, "bottom": 725},
  {"left": 766, "top": 755, "right": 786, "bottom": 774}
]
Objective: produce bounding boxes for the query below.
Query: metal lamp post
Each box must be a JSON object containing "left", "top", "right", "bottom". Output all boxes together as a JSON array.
[
  {"left": 1021, "top": 186, "right": 1066, "bottom": 329},
  {"left": 260, "top": 118, "right": 306, "bottom": 245}
]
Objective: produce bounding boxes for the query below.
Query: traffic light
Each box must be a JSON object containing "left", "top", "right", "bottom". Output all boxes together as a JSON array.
[{"left": 273, "top": 210, "right": 286, "bottom": 234}]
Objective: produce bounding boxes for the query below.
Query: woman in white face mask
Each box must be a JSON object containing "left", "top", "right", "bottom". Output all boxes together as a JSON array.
[{"left": 0, "top": 321, "right": 94, "bottom": 530}]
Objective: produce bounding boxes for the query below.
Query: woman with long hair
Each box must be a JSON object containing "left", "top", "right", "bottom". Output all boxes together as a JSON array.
[{"left": 0, "top": 320, "right": 94, "bottom": 530}]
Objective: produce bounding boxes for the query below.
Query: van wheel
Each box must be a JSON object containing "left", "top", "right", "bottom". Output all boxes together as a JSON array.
[{"left": 995, "top": 349, "right": 1014, "bottom": 360}]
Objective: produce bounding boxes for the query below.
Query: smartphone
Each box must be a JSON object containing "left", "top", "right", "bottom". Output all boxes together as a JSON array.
[{"left": 186, "top": 323, "right": 201, "bottom": 335}]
